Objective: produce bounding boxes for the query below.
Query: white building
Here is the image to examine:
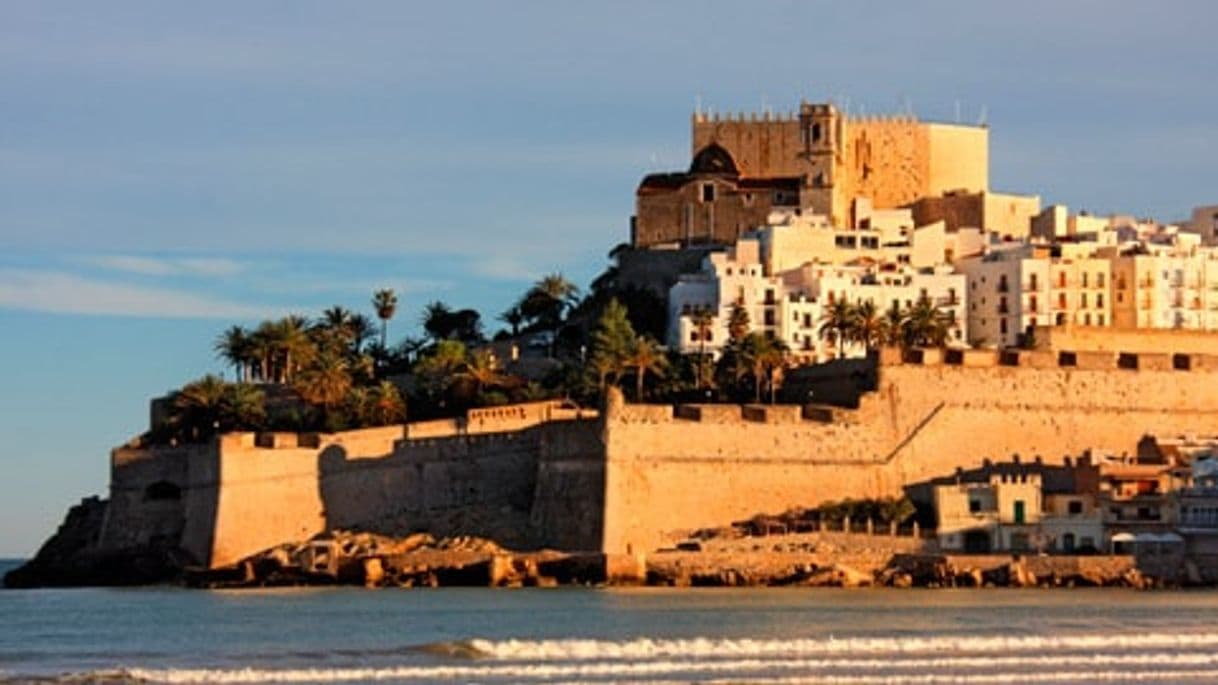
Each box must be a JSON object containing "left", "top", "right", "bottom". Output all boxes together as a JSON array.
[{"left": 668, "top": 213, "right": 967, "bottom": 363}]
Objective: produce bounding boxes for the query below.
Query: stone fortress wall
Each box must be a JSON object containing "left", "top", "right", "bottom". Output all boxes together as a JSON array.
[
  {"left": 690, "top": 106, "right": 988, "bottom": 225},
  {"left": 102, "top": 402, "right": 606, "bottom": 568},
  {"left": 101, "top": 354, "right": 1218, "bottom": 568}
]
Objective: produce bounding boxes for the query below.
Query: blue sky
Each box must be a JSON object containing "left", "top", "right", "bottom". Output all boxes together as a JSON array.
[{"left": 2, "top": 1, "right": 1216, "bottom": 556}]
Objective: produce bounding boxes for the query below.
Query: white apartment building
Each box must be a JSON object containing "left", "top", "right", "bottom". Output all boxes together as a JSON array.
[
  {"left": 1111, "top": 252, "right": 1218, "bottom": 331},
  {"left": 669, "top": 224, "right": 967, "bottom": 362}
]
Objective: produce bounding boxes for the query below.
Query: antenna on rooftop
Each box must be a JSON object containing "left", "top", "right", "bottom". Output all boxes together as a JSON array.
[
  {"left": 977, "top": 105, "right": 989, "bottom": 127},
  {"left": 695, "top": 93, "right": 703, "bottom": 118},
  {"left": 954, "top": 99, "right": 962, "bottom": 123}
]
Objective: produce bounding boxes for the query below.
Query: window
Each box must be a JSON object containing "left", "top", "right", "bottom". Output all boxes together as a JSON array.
[
  {"left": 1068, "top": 500, "right": 1083, "bottom": 515},
  {"left": 1097, "top": 273, "right": 1105, "bottom": 288},
  {"left": 969, "top": 499, "right": 982, "bottom": 513},
  {"left": 701, "top": 183, "right": 715, "bottom": 203},
  {"left": 1000, "top": 319, "right": 1008, "bottom": 335},
  {"left": 1082, "top": 273, "right": 1088, "bottom": 287},
  {"left": 1097, "top": 294, "right": 1104, "bottom": 308},
  {"left": 1030, "top": 274, "right": 1039, "bottom": 289}
]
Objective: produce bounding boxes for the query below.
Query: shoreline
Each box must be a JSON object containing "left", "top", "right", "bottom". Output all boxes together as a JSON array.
[{"left": 4, "top": 519, "right": 1200, "bottom": 591}]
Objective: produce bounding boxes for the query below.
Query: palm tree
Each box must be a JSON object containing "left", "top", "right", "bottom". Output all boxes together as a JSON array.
[
  {"left": 172, "top": 375, "right": 228, "bottom": 441},
  {"left": 461, "top": 348, "right": 506, "bottom": 394},
  {"left": 688, "top": 306, "right": 716, "bottom": 389},
  {"left": 249, "top": 321, "right": 279, "bottom": 382},
  {"left": 848, "top": 300, "right": 885, "bottom": 351},
  {"left": 901, "top": 300, "right": 955, "bottom": 348},
  {"left": 881, "top": 302, "right": 906, "bottom": 347},
  {"left": 414, "top": 339, "right": 467, "bottom": 402},
  {"left": 214, "top": 326, "right": 252, "bottom": 382},
  {"left": 622, "top": 336, "right": 668, "bottom": 401},
  {"left": 421, "top": 301, "right": 454, "bottom": 342},
  {"left": 734, "top": 334, "right": 765, "bottom": 403},
  {"left": 322, "top": 306, "right": 355, "bottom": 331},
  {"left": 348, "top": 313, "right": 375, "bottom": 353},
  {"left": 372, "top": 289, "right": 398, "bottom": 349},
  {"left": 758, "top": 336, "right": 788, "bottom": 404},
  {"left": 294, "top": 352, "right": 352, "bottom": 427},
  {"left": 274, "top": 316, "right": 314, "bottom": 383},
  {"left": 521, "top": 273, "right": 579, "bottom": 337},
  {"left": 498, "top": 305, "right": 525, "bottom": 337},
  {"left": 818, "top": 300, "right": 852, "bottom": 359},
  {"left": 221, "top": 382, "right": 266, "bottom": 430},
  {"left": 370, "top": 380, "right": 406, "bottom": 425},
  {"left": 726, "top": 302, "right": 750, "bottom": 341}
]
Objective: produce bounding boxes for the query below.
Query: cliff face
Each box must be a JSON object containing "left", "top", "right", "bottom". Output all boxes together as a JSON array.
[{"left": 3, "top": 496, "right": 184, "bottom": 588}]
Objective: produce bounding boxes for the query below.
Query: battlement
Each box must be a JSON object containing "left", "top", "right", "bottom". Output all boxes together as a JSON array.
[{"left": 879, "top": 346, "right": 1218, "bottom": 373}]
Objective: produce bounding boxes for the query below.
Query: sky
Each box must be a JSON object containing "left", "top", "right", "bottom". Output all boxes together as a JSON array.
[{"left": 2, "top": 1, "right": 1216, "bottom": 557}]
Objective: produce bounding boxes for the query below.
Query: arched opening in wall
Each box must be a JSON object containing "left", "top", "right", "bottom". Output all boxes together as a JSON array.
[
  {"left": 1062, "top": 533, "right": 1076, "bottom": 553},
  {"left": 144, "top": 480, "right": 182, "bottom": 502}
]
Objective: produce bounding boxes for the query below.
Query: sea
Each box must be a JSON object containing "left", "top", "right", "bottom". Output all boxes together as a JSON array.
[{"left": 4, "top": 559, "right": 1218, "bottom": 684}]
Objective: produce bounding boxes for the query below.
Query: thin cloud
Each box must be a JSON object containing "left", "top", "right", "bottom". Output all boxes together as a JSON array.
[
  {"left": 251, "top": 275, "right": 455, "bottom": 296},
  {"left": 0, "top": 269, "right": 276, "bottom": 319},
  {"left": 77, "top": 254, "right": 245, "bottom": 278}
]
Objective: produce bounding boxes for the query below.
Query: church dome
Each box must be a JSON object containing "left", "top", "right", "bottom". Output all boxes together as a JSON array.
[{"left": 689, "top": 143, "right": 740, "bottom": 176}]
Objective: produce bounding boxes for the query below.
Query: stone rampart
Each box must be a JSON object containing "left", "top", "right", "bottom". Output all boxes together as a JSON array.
[
  {"left": 100, "top": 354, "right": 1218, "bottom": 567},
  {"left": 598, "top": 356, "right": 1218, "bottom": 554},
  {"left": 104, "top": 406, "right": 604, "bottom": 568}
]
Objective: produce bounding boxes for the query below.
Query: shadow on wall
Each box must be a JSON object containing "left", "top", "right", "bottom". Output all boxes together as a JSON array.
[
  {"left": 315, "top": 437, "right": 541, "bottom": 549},
  {"left": 780, "top": 355, "right": 878, "bottom": 408}
]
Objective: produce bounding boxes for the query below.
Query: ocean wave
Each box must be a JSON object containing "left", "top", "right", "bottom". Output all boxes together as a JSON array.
[
  {"left": 443, "top": 631, "right": 1218, "bottom": 661},
  {"left": 50, "top": 653, "right": 1218, "bottom": 684}
]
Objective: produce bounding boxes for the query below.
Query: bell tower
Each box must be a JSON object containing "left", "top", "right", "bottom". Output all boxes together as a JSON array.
[{"left": 798, "top": 101, "right": 841, "bottom": 219}]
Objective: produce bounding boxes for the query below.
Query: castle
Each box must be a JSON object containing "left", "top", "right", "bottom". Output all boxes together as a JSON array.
[
  {"left": 100, "top": 349, "right": 1218, "bottom": 568},
  {"left": 633, "top": 101, "right": 1038, "bottom": 247},
  {"left": 21, "top": 98, "right": 1218, "bottom": 581}
]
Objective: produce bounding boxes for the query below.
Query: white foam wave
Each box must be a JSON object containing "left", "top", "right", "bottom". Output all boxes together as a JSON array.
[
  {"left": 118, "top": 653, "right": 1218, "bottom": 683},
  {"left": 464, "top": 631, "right": 1218, "bottom": 660}
]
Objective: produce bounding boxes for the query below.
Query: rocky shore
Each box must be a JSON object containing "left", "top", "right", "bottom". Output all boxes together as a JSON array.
[
  {"left": 179, "top": 529, "right": 1168, "bottom": 591},
  {"left": 1, "top": 504, "right": 1180, "bottom": 590}
]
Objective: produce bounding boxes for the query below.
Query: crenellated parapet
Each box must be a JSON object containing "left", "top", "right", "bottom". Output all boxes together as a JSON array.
[{"left": 878, "top": 345, "right": 1218, "bottom": 373}]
